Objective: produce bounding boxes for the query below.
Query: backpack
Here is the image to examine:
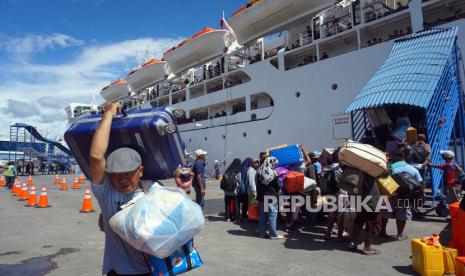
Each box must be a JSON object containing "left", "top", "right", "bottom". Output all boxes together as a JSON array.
[
  {"left": 340, "top": 167, "right": 365, "bottom": 195},
  {"left": 220, "top": 170, "right": 239, "bottom": 192},
  {"left": 238, "top": 179, "right": 248, "bottom": 194},
  {"left": 410, "top": 144, "right": 427, "bottom": 164},
  {"left": 391, "top": 172, "right": 422, "bottom": 199},
  {"left": 319, "top": 168, "right": 339, "bottom": 195}
]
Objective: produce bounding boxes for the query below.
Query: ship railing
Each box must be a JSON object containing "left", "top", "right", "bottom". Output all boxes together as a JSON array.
[{"left": 363, "top": 0, "right": 408, "bottom": 23}]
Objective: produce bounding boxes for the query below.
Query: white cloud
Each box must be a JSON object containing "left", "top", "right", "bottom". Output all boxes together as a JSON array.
[
  {"left": 0, "top": 33, "right": 84, "bottom": 61},
  {"left": 0, "top": 34, "right": 180, "bottom": 140}
]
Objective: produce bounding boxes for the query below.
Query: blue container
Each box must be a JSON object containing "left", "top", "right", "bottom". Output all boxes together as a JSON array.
[
  {"left": 269, "top": 144, "right": 304, "bottom": 166},
  {"left": 64, "top": 107, "right": 187, "bottom": 181},
  {"left": 149, "top": 240, "right": 203, "bottom": 276}
]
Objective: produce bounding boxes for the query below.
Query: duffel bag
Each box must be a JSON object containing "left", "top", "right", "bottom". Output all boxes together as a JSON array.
[
  {"left": 338, "top": 140, "right": 388, "bottom": 177},
  {"left": 391, "top": 172, "right": 422, "bottom": 199}
]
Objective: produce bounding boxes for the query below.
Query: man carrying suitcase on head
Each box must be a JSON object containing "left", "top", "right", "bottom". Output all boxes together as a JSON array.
[{"left": 89, "top": 103, "right": 152, "bottom": 276}]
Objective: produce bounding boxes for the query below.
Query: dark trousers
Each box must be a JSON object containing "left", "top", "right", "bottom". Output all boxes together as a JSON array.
[
  {"left": 238, "top": 193, "right": 249, "bottom": 219},
  {"left": 5, "top": 176, "right": 15, "bottom": 189},
  {"left": 225, "top": 195, "right": 239, "bottom": 221},
  {"left": 193, "top": 185, "right": 205, "bottom": 211}
]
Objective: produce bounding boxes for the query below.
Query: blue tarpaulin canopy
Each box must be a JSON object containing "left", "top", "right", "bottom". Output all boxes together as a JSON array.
[{"left": 346, "top": 28, "right": 458, "bottom": 112}]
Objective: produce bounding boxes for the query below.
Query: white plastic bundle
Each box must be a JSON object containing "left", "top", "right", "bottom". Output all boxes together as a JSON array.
[{"left": 109, "top": 183, "right": 205, "bottom": 258}]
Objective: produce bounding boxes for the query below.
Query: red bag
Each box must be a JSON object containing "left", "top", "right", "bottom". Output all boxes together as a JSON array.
[
  {"left": 230, "top": 200, "right": 235, "bottom": 214},
  {"left": 284, "top": 171, "right": 305, "bottom": 193},
  {"left": 248, "top": 202, "right": 259, "bottom": 222}
]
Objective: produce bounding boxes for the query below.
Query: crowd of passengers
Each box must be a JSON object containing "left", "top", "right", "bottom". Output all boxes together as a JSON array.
[{"left": 181, "top": 109, "right": 464, "bottom": 256}]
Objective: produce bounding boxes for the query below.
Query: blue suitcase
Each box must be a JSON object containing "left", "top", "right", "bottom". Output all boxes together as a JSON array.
[
  {"left": 64, "top": 107, "right": 188, "bottom": 181},
  {"left": 269, "top": 144, "right": 304, "bottom": 167}
]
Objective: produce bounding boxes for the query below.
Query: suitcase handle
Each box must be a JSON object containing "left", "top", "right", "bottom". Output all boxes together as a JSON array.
[
  {"left": 98, "top": 107, "right": 127, "bottom": 118},
  {"left": 114, "top": 108, "right": 128, "bottom": 119}
]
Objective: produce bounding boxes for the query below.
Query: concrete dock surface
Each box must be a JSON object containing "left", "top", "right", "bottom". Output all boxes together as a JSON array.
[{"left": 0, "top": 174, "right": 451, "bottom": 276}]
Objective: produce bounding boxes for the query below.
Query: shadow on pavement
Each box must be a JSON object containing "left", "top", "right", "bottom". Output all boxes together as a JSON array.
[{"left": 392, "top": 265, "right": 416, "bottom": 275}]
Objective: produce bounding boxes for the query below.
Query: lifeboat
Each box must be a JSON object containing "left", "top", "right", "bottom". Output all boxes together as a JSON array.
[
  {"left": 100, "top": 79, "right": 130, "bottom": 102},
  {"left": 229, "top": 0, "right": 334, "bottom": 45},
  {"left": 126, "top": 58, "right": 167, "bottom": 92},
  {"left": 164, "top": 27, "right": 235, "bottom": 75}
]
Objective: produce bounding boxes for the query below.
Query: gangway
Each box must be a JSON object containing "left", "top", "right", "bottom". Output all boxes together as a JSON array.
[
  {"left": 346, "top": 28, "right": 465, "bottom": 204},
  {"left": 8, "top": 123, "right": 73, "bottom": 174}
]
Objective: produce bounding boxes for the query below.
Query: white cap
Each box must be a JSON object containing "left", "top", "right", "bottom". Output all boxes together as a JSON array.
[
  {"left": 440, "top": 150, "right": 455, "bottom": 158},
  {"left": 195, "top": 149, "right": 207, "bottom": 156}
]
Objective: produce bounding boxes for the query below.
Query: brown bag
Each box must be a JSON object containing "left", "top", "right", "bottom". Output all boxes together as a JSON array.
[{"left": 338, "top": 140, "right": 388, "bottom": 177}]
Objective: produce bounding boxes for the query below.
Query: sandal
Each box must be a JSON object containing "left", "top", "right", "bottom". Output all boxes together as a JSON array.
[{"left": 362, "top": 248, "right": 381, "bottom": 255}]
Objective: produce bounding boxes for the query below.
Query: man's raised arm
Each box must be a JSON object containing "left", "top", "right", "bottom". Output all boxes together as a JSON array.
[{"left": 89, "top": 103, "right": 122, "bottom": 184}]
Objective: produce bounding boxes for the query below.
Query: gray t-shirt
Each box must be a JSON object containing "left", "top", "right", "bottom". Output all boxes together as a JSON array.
[{"left": 92, "top": 176, "right": 152, "bottom": 275}]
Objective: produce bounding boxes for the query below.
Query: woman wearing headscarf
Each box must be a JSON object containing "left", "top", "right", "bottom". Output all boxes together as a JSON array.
[
  {"left": 257, "top": 156, "right": 284, "bottom": 239},
  {"left": 221, "top": 158, "right": 242, "bottom": 222}
]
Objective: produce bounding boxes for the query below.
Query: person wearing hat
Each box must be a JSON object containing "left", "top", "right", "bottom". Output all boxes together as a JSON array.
[
  {"left": 193, "top": 149, "right": 207, "bottom": 211},
  {"left": 429, "top": 150, "right": 463, "bottom": 205},
  {"left": 89, "top": 103, "right": 152, "bottom": 276}
]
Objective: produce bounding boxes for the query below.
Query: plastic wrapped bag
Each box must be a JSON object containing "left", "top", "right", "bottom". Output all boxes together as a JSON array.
[{"left": 109, "top": 183, "right": 205, "bottom": 258}]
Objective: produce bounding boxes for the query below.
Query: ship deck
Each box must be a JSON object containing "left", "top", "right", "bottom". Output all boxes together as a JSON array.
[{"left": 0, "top": 174, "right": 452, "bottom": 275}]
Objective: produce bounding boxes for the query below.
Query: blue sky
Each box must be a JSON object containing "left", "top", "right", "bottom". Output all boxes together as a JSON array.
[{"left": 0, "top": 0, "right": 243, "bottom": 139}]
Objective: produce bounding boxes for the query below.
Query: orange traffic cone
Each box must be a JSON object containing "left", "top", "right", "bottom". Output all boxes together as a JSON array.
[
  {"left": 54, "top": 175, "right": 60, "bottom": 185},
  {"left": 79, "top": 187, "right": 95, "bottom": 213},
  {"left": 25, "top": 186, "right": 37, "bottom": 207},
  {"left": 79, "top": 174, "right": 84, "bottom": 184},
  {"left": 72, "top": 177, "right": 79, "bottom": 189},
  {"left": 35, "top": 186, "right": 51, "bottom": 208},
  {"left": 27, "top": 175, "right": 33, "bottom": 186},
  {"left": 0, "top": 175, "right": 5, "bottom": 187},
  {"left": 60, "top": 177, "right": 68, "bottom": 190},
  {"left": 12, "top": 181, "right": 21, "bottom": 196},
  {"left": 18, "top": 183, "right": 29, "bottom": 201}
]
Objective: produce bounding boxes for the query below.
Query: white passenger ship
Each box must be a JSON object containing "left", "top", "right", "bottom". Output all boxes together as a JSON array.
[{"left": 67, "top": 0, "right": 465, "bottom": 171}]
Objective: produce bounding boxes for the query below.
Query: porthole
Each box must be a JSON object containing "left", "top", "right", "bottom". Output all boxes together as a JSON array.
[
  {"left": 332, "top": 84, "right": 338, "bottom": 90},
  {"left": 251, "top": 113, "right": 257, "bottom": 120},
  {"left": 243, "top": 132, "right": 247, "bottom": 137},
  {"left": 222, "top": 135, "right": 226, "bottom": 139},
  {"left": 204, "top": 137, "right": 208, "bottom": 141},
  {"left": 267, "top": 129, "right": 272, "bottom": 135},
  {"left": 295, "top": 92, "right": 301, "bottom": 98},
  {"left": 189, "top": 138, "right": 192, "bottom": 143}
]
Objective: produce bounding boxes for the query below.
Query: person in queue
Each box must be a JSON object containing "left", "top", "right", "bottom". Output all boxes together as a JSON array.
[
  {"left": 380, "top": 150, "right": 422, "bottom": 241},
  {"left": 193, "top": 149, "right": 207, "bottom": 211}
]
